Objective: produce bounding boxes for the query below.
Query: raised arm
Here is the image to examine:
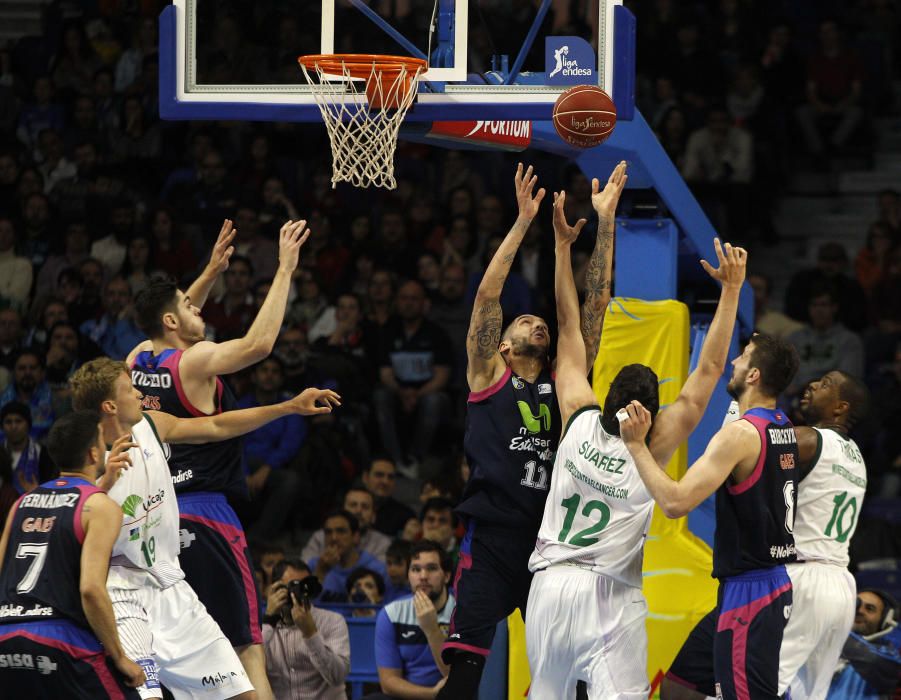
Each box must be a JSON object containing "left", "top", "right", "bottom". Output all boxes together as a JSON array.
[
  {"left": 649, "top": 239, "right": 747, "bottom": 465},
  {"left": 552, "top": 191, "right": 598, "bottom": 430},
  {"left": 185, "top": 219, "right": 237, "bottom": 310},
  {"left": 180, "top": 219, "right": 309, "bottom": 378},
  {"left": 621, "top": 401, "right": 759, "bottom": 518},
  {"left": 580, "top": 161, "right": 627, "bottom": 371},
  {"left": 148, "top": 388, "right": 340, "bottom": 444},
  {"left": 465, "top": 163, "right": 545, "bottom": 391}
]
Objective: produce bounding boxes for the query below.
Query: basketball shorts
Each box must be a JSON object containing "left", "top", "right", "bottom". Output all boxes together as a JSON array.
[
  {"left": 525, "top": 565, "right": 649, "bottom": 700},
  {"left": 176, "top": 492, "right": 262, "bottom": 647},
  {"left": 715, "top": 566, "right": 793, "bottom": 700},
  {"left": 779, "top": 561, "right": 856, "bottom": 700},
  {"left": 666, "top": 608, "right": 717, "bottom": 698},
  {"left": 109, "top": 570, "right": 254, "bottom": 700},
  {"left": 0, "top": 619, "right": 141, "bottom": 699},
  {"left": 442, "top": 519, "right": 535, "bottom": 663}
]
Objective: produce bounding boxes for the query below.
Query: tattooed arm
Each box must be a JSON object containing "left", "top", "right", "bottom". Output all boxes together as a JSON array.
[
  {"left": 466, "top": 163, "right": 545, "bottom": 391},
  {"left": 580, "top": 161, "right": 627, "bottom": 372}
]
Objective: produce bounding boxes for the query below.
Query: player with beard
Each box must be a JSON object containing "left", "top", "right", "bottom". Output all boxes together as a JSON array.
[
  {"left": 126, "top": 219, "right": 310, "bottom": 700},
  {"left": 621, "top": 333, "right": 801, "bottom": 700},
  {"left": 661, "top": 370, "right": 870, "bottom": 700},
  {"left": 438, "top": 162, "right": 627, "bottom": 699}
]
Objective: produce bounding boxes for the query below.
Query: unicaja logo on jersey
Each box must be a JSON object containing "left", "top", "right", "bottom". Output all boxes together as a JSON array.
[
  {"left": 121, "top": 494, "right": 143, "bottom": 517},
  {"left": 517, "top": 401, "right": 551, "bottom": 434},
  {"left": 545, "top": 37, "right": 597, "bottom": 86}
]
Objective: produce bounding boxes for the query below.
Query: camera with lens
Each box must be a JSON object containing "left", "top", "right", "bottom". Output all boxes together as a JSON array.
[{"left": 287, "top": 576, "right": 322, "bottom": 607}]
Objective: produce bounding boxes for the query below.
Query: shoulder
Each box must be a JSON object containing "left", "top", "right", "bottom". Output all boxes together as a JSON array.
[
  {"left": 315, "top": 607, "right": 347, "bottom": 629},
  {"left": 383, "top": 595, "right": 414, "bottom": 622}
]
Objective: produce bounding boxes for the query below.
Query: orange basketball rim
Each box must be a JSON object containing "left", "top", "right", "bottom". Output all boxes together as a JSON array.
[{"left": 298, "top": 54, "right": 427, "bottom": 109}]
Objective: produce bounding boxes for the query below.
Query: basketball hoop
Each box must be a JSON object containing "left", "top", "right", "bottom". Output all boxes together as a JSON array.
[{"left": 298, "top": 54, "right": 428, "bottom": 190}]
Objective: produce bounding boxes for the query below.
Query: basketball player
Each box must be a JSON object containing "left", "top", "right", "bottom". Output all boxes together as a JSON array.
[
  {"left": 525, "top": 190, "right": 748, "bottom": 698},
  {"left": 438, "top": 162, "right": 629, "bottom": 699},
  {"left": 620, "top": 332, "right": 801, "bottom": 700},
  {"left": 69, "top": 357, "right": 339, "bottom": 699},
  {"left": 0, "top": 411, "right": 145, "bottom": 698},
  {"left": 661, "top": 370, "right": 869, "bottom": 700},
  {"left": 126, "top": 219, "right": 309, "bottom": 699}
]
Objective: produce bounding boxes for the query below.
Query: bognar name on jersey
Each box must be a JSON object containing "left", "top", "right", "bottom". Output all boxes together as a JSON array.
[{"left": 0, "top": 653, "right": 57, "bottom": 674}]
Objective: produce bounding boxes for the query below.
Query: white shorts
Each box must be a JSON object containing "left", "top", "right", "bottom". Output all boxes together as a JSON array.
[
  {"left": 109, "top": 573, "right": 254, "bottom": 699},
  {"left": 779, "top": 561, "right": 856, "bottom": 700},
  {"left": 526, "top": 565, "right": 649, "bottom": 700}
]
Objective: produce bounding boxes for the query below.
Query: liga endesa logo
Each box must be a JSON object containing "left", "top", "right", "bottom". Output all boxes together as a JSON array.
[
  {"left": 568, "top": 115, "right": 613, "bottom": 131},
  {"left": 545, "top": 36, "right": 597, "bottom": 86}
]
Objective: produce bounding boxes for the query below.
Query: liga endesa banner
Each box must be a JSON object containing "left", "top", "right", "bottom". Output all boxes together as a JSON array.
[
  {"left": 507, "top": 298, "right": 718, "bottom": 699},
  {"left": 427, "top": 120, "right": 532, "bottom": 150}
]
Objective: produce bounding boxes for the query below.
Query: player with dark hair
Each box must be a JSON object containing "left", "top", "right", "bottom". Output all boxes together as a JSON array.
[
  {"left": 621, "top": 332, "right": 801, "bottom": 700},
  {"left": 0, "top": 411, "right": 144, "bottom": 698},
  {"left": 662, "top": 370, "right": 871, "bottom": 700},
  {"left": 126, "top": 218, "right": 310, "bottom": 699},
  {"left": 526, "top": 186, "right": 748, "bottom": 697}
]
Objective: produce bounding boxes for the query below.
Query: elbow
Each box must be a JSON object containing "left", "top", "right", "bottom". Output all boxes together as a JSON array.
[
  {"left": 80, "top": 583, "right": 105, "bottom": 605},
  {"left": 658, "top": 496, "right": 689, "bottom": 519}
]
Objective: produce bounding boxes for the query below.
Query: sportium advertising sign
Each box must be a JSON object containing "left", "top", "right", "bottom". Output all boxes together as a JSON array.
[
  {"left": 427, "top": 120, "right": 532, "bottom": 150},
  {"left": 545, "top": 36, "right": 597, "bottom": 85}
]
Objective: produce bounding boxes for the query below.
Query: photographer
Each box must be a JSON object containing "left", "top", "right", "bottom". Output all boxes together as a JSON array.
[
  {"left": 263, "top": 559, "right": 350, "bottom": 700},
  {"left": 346, "top": 567, "right": 386, "bottom": 617}
]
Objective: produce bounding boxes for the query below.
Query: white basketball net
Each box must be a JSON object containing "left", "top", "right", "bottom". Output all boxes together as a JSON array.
[{"left": 300, "top": 59, "right": 424, "bottom": 190}]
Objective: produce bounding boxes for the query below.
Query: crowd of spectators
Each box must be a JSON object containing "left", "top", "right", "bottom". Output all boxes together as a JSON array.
[{"left": 0, "top": 1, "right": 899, "bottom": 697}]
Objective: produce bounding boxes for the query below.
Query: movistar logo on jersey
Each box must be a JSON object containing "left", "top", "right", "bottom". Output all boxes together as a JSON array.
[{"left": 517, "top": 401, "right": 551, "bottom": 434}]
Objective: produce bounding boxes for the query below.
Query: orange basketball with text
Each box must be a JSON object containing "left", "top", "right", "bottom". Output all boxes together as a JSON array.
[{"left": 552, "top": 85, "right": 617, "bottom": 148}]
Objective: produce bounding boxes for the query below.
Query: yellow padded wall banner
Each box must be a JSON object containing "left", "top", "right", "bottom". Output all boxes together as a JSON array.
[{"left": 507, "top": 298, "right": 718, "bottom": 699}]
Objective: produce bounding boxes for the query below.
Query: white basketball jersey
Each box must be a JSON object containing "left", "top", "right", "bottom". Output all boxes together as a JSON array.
[
  {"left": 106, "top": 415, "right": 184, "bottom": 588},
  {"left": 529, "top": 408, "right": 653, "bottom": 588},
  {"left": 793, "top": 428, "right": 867, "bottom": 566}
]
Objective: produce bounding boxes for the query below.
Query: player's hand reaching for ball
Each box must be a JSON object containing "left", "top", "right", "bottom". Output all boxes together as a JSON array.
[
  {"left": 552, "top": 191, "right": 587, "bottom": 247},
  {"left": 289, "top": 388, "right": 341, "bottom": 415},
  {"left": 277, "top": 219, "right": 311, "bottom": 273},
  {"left": 514, "top": 163, "right": 546, "bottom": 221},
  {"left": 113, "top": 654, "right": 146, "bottom": 688},
  {"left": 618, "top": 400, "right": 652, "bottom": 449},
  {"left": 591, "top": 160, "right": 628, "bottom": 225},
  {"left": 206, "top": 219, "right": 237, "bottom": 276},
  {"left": 700, "top": 238, "right": 747, "bottom": 291}
]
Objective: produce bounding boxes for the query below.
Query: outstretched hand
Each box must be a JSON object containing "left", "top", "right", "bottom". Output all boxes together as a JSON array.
[
  {"left": 278, "top": 219, "right": 311, "bottom": 273},
  {"left": 552, "top": 191, "right": 587, "bottom": 247},
  {"left": 515, "top": 163, "right": 546, "bottom": 221},
  {"left": 700, "top": 238, "right": 747, "bottom": 290},
  {"left": 591, "top": 160, "right": 628, "bottom": 222},
  {"left": 206, "top": 219, "right": 237, "bottom": 275},
  {"left": 290, "top": 388, "right": 341, "bottom": 415}
]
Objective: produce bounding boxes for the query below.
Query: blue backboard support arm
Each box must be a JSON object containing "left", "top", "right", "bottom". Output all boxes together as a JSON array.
[
  {"left": 505, "top": 0, "right": 553, "bottom": 85},
  {"left": 346, "top": 0, "right": 428, "bottom": 61}
]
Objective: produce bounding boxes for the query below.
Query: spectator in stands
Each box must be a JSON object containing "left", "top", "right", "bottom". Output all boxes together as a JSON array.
[
  {"left": 115, "top": 17, "right": 157, "bottom": 92},
  {"left": 19, "top": 191, "right": 53, "bottom": 269},
  {"left": 749, "top": 272, "right": 802, "bottom": 338},
  {"left": 784, "top": 242, "right": 869, "bottom": 333},
  {"left": 35, "top": 221, "right": 90, "bottom": 300},
  {"left": 147, "top": 207, "right": 197, "bottom": 285},
  {"left": 204, "top": 255, "right": 255, "bottom": 341},
  {"left": 346, "top": 567, "right": 386, "bottom": 617},
  {"left": 374, "top": 280, "right": 453, "bottom": 476},
  {"left": 79, "top": 276, "right": 145, "bottom": 360},
  {"left": 257, "top": 543, "right": 285, "bottom": 599},
  {"left": 263, "top": 558, "right": 350, "bottom": 700},
  {"left": 90, "top": 199, "right": 133, "bottom": 277},
  {"left": 50, "top": 22, "right": 101, "bottom": 99},
  {"left": 428, "top": 263, "right": 470, "bottom": 386},
  {"left": 786, "top": 284, "right": 864, "bottom": 403},
  {"left": 0, "top": 350, "right": 58, "bottom": 441},
  {"left": 0, "top": 402, "right": 55, "bottom": 493},
  {"left": 0, "top": 309, "right": 24, "bottom": 372},
  {"left": 24, "top": 298, "right": 66, "bottom": 351},
  {"left": 16, "top": 76, "right": 64, "bottom": 159},
  {"left": 384, "top": 539, "right": 413, "bottom": 604},
  {"left": 0, "top": 215, "right": 32, "bottom": 312},
  {"left": 682, "top": 106, "right": 754, "bottom": 239},
  {"left": 796, "top": 19, "right": 865, "bottom": 158},
  {"left": 828, "top": 589, "right": 901, "bottom": 699},
  {"left": 288, "top": 268, "right": 328, "bottom": 331},
  {"left": 368, "top": 540, "right": 455, "bottom": 699},
  {"left": 233, "top": 206, "right": 277, "bottom": 285},
  {"left": 120, "top": 235, "right": 157, "bottom": 297},
  {"left": 366, "top": 268, "right": 397, "bottom": 328},
  {"left": 304, "top": 487, "right": 392, "bottom": 563},
  {"left": 238, "top": 356, "right": 304, "bottom": 543},
  {"left": 44, "top": 320, "right": 99, "bottom": 391},
  {"left": 36, "top": 127, "right": 75, "bottom": 192},
  {"left": 855, "top": 221, "right": 898, "bottom": 295},
  {"left": 310, "top": 509, "right": 389, "bottom": 601},
  {"left": 419, "top": 498, "right": 459, "bottom": 570},
  {"left": 363, "top": 457, "right": 417, "bottom": 538}
]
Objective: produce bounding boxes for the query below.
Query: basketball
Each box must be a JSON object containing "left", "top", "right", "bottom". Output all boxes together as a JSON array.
[{"left": 552, "top": 85, "right": 617, "bottom": 148}]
